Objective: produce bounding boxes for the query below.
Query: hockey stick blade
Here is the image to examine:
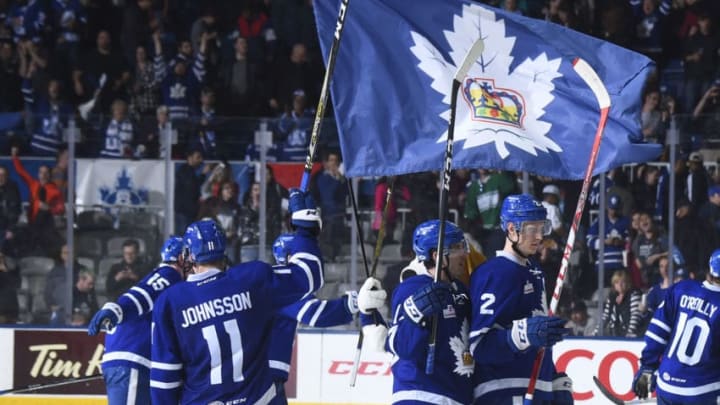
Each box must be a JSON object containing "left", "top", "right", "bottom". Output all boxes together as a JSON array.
[
  {"left": 0, "top": 375, "right": 104, "bottom": 395},
  {"left": 454, "top": 40, "right": 484, "bottom": 82},
  {"left": 593, "top": 376, "right": 624, "bottom": 405}
]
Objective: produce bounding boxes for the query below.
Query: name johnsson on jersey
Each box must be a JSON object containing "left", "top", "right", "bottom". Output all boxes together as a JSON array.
[{"left": 181, "top": 292, "right": 253, "bottom": 328}]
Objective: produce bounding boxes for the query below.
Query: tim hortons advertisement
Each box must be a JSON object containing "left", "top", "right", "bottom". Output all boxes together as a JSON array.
[
  {"left": 11, "top": 329, "right": 105, "bottom": 395},
  {"left": 294, "top": 332, "right": 648, "bottom": 405}
]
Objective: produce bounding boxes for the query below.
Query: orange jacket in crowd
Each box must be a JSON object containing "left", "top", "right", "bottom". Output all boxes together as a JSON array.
[{"left": 12, "top": 156, "right": 65, "bottom": 223}]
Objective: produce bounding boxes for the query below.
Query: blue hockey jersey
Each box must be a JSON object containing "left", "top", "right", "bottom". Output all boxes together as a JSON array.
[
  {"left": 469, "top": 251, "right": 556, "bottom": 404},
  {"left": 387, "top": 274, "right": 474, "bottom": 405},
  {"left": 150, "top": 234, "right": 323, "bottom": 404},
  {"left": 102, "top": 264, "right": 183, "bottom": 370},
  {"left": 641, "top": 280, "right": 720, "bottom": 403},
  {"left": 269, "top": 294, "right": 354, "bottom": 382},
  {"left": 586, "top": 215, "right": 630, "bottom": 271},
  {"left": 22, "top": 79, "right": 75, "bottom": 156},
  {"left": 275, "top": 109, "right": 314, "bottom": 162},
  {"left": 154, "top": 52, "right": 205, "bottom": 120}
]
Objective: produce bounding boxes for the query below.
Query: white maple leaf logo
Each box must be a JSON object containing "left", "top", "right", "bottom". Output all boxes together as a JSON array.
[
  {"left": 449, "top": 318, "right": 474, "bottom": 377},
  {"left": 410, "top": 4, "right": 564, "bottom": 159}
]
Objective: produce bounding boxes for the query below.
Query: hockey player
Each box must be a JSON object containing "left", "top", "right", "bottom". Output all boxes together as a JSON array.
[
  {"left": 269, "top": 233, "right": 386, "bottom": 403},
  {"left": 386, "top": 219, "right": 474, "bottom": 404},
  {"left": 87, "top": 236, "right": 186, "bottom": 405},
  {"left": 633, "top": 248, "right": 720, "bottom": 403},
  {"left": 150, "top": 189, "right": 324, "bottom": 404},
  {"left": 470, "top": 194, "right": 571, "bottom": 404}
]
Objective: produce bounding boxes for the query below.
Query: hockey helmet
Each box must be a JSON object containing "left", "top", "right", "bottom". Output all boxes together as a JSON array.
[
  {"left": 183, "top": 219, "right": 227, "bottom": 264},
  {"left": 709, "top": 249, "right": 720, "bottom": 278},
  {"left": 160, "top": 236, "right": 184, "bottom": 263},
  {"left": 272, "top": 233, "right": 295, "bottom": 265},
  {"left": 500, "top": 194, "right": 549, "bottom": 234},
  {"left": 412, "top": 219, "right": 466, "bottom": 262}
]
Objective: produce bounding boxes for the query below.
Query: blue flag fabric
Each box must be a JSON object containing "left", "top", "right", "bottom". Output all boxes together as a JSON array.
[{"left": 314, "top": 0, "right": 662, "bottom": 179}]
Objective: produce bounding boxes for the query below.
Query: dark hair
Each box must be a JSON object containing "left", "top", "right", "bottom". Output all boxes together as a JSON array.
[{"left": 122, "top": 239, "right": 140, "bottom": 250}]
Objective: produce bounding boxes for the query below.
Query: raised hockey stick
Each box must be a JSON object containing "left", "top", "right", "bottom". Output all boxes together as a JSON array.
[
  {"left": 300, "top": 0, "right": 350, "bottom": 191},
  {"left": 426, "top": 38, "right": 485, "bottom": 375},
  {"left": 0, "top": 374, "right": 104, "bottom": 395},
  {"left": 593, "top": 376, "right": 657, "bottom": 404},
  {"left": 348, "top": 177, "right": 395, "bottom": 386},
  {"left": 524, "top": 58, "right": 611, "bottom": 404}
]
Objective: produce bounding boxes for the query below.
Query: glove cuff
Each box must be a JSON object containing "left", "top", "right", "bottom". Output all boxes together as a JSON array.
[
  {"left": 403, "top": 295, "right": 425, "bottom": 324},
  {"left": 362, "top": 324, "right": 388, "bottom": 353},
  {"left": 345, "top": 291, "right": 359, "bottom": 315},
  {"left": 552, "top": 373, "right": 573, "bottom": 392},
  {"left": 102, "top": 302, "right": 123, "bottom": 325},
  {"left": 509, "top": 318, "right": 530, "bottom": 352},
  {"left": 291, "top": 209, "right": 323, "bottom": 229}
]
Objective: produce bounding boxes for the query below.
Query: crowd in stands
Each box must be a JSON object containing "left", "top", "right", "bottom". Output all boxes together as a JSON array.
[{"left": 0, "top": 0, "right": 718, "bottom": 340}]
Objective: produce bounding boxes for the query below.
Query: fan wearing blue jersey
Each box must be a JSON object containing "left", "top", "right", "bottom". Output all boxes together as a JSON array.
[
  {"left": 150, "top": 188, "right": 324, "bottom": 404},
  {"left": 87, "top": 236, "right": 185, "bottom": 405},
  {"left": 633, "top": 249, "right": 720, "bottom": 404},
  {"left": 386, "top": 219, "right": 474, "bottom": 405},
  {"left": 269, "top": 233, "right": 387, "bottom": 404},
  {"left": 470, "top": 194, "right": 571, "bottom": 404}
]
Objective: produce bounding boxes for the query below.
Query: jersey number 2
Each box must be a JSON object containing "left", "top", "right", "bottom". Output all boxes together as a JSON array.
[
  {"left": 202, "top": 320, "right": 245, "bottom": 385},
  {"left": 667, "top": 312, "right": 710, "bottom": 366}
]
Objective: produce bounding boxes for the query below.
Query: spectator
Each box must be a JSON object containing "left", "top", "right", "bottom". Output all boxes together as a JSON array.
[
  {"left": 370, "top": 176, "right": 411, "bottom": 245},
  {"left": 640, "top": 89, "right": 667, "bottom": 143},
  {"left": 7, "top": 0, "right": 46, "bottom": 45},
  {"left": 11, "top": 145, "right": 64, "bottom": 224},
  {"left": 632, "top": 165, "right": 661, "bottom": 220},
  {"left": 190, "top": 8, "right": 220, "bottom": 68},
  {"left": 188, "top": 87, "right": 218, "bottom": 159},
  {"left": 105, "top": 239, "right": 149, "bottom": 301},
  {"left": 540, "top": 184, "right": 565, "bottom": 237},
  {"left": 0, "top": 166, "right": 21, "bottom": 252},
  {"left": 119, "top": 0, "right": 155, "bottom": 67},
  {"left": 587, "top": 194, "right": 631, "bottom": 286},
  {"left": 73, "top": 30, "right": 130, "bottom": 111},
  {"left": 464, "top": 169, "right": 515, "bottom": 257},
  {"left": 217, "top": 36, "right": 266, "bottom": 115},
  {"left": 275, "top": 89, "right": 313, "bottom": 162},
  {"left": 632, "top": 212, "right": 669, "bottom": 286},
  {"left": 51, "top": 0, "right": 86, "bottom": 79},
  {"left": 237, "top": 181, "right": 260, "bottom": 262},
  {"left": 311, "top": 151, "right": 347, "bottom": 261},
  {"left": 153, "top": 30, "right": 208, "bottom": 121},
  {"left": 69, "top": 269, "right": 98, "bottom": 326},
  {"left": 99, "top": 99, "right": 135, "bottom": 158},
  {"left": 686, "top": 151, "right": 709, "bottom": 208},
  {"left": 682, "top": 12, "right": 720, "bottom": 112},
  {"left": 692, "top": 78, "right": 720, "bottom": 135},
  {"left": 137, "top": 105, "right": 171, "bottom": 159},
  {"left": 630, "top": 0, "right": 669, "bottom": 61},
  {"left": 0, "top": 41, "right": 23, "bottom": 112},
  {"left": 674, "top": 198, "right": 716, "bottom": 276},
  {"left": 269, "top": 43, "right": 316, "bottom": 114},
  {"left": 198, "top": 181, "right": 241, "bottom": 263},
  {"left": 45, "top": 243, "right": 90, "bottom": 325},
  {"left": 698, "top": 184, "right": 720, "bottom": 242},
  {"left": 565, "top": 300, "right": 597, "bottom": 336},
  {"left": 174, "top": 149, "right": 207, "bottom": 234},
  {"left": 596, "top": 269, "right": 642, "bottom": 337},
  {"left": 52, "top": 146, "right": 68, "bottom": 200},
  {"left": 199, "top": 162, "right": 234, "bottom": 203},
  {"left": 0, "top": 252, "right": 19, "bottom": 324},
  {"left": 235, "top": 1, "right": 276, "bottom": 65},
  {"left": 128, "top": 45, "right": 159, "bottom": 117},
  {"left": 262, "top": 165, "right": 288, "bottom": 244}
]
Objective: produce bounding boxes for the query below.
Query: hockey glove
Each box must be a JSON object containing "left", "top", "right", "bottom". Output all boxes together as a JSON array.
[
  {"left": 403, "top": 282, "right": 453, "bottom": 324},
  {"left": 632, "top": 366, "right": 656, "bottom": 400},
  {"left": 345, "top": 291, "right": 359, "bottom": 315},
  {"left": 508, "top": 316, "right": 568, "bottom": 352},
  {"left": 87, "top": 303, "right": 123, "bottom": 335},
  {"left": 358, "top": 277, "right": 387, "bottom": 314},
  {"left": 552, "top": 372, "right": 574, "bottom": 405},
  {"left": 289, "top": 188, "right": 322, "bottom": 232}
]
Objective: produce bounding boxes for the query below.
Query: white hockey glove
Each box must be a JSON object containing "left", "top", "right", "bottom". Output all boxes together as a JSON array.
[{"left": 358, "top": 277, "right": 387, "bottom": 314}]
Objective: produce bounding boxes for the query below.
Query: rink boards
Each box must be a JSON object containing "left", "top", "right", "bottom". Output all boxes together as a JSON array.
[{"left": 0, "top": 327, "right": 648, "bottom": 404}]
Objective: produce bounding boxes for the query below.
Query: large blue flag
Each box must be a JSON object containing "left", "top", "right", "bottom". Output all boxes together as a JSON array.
[{"left": 314, "top": 0, "right": 662, "bottom": 179}]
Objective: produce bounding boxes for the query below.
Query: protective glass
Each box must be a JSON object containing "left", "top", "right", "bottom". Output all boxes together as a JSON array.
[
  {"left": 520, "top": 220, "right": 552, "bottom": 237},
  {"left": 447, "top": 240, "right": 469, "bottom": 256}
]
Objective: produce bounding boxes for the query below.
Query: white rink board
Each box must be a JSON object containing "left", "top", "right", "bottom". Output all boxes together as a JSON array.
[{"left": 295, "top": 332, "right": 650, "bottom": 404}]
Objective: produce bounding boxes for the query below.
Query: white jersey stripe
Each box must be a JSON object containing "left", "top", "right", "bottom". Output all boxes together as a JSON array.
[{"left": 392, "top": 389, "right": 465, "bottom": 405}]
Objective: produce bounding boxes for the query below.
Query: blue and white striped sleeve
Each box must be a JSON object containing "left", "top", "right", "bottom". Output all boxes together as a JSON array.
[
  {"left": 150, "top": 293, "right": 183, "bottom": 404},
  {"left": 268, "top": 231, "right": 324, "bottom": 309},
  {"left": 192, "top": 52, "right": 206, "bottom": 83},
  {"left": 117, "top": 266, "right": 182, "bottom": 321},
  {"left": 21, "top": 78, "right": 34, "bottom": 106},
  {"left": 641, "top": 288, "right": 675, "bottom": 369},
  {"left": 279, "top": 294, "right": 355, "bottom": 328},
  {"left": 154, "top": 54, "right": 168, "bottom": 83}
]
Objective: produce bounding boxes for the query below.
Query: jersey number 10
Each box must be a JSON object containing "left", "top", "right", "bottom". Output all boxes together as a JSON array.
[
  {"left": 202, "top": 319, "right": 245, "bottom": 385},
  {"left": 667, "top": 312, "right": 710, "bottom": 366}
]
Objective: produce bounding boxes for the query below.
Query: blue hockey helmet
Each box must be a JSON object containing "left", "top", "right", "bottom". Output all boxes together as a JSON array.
[
  {"left": 412, "top": 219, "right": 466, "bottom": 262},
  {"left": 183, "top": 219, "right": 227, "bottom": 264},
  {"left": 272, "top": 233, "right": 295, "bottom": 265},
  {"left": 709, "top": 249, "right": 720, "bottom": 278},
  {"left": 160, "top": 236, "right": 184, "bottom": 263},
  {"left": 500, "top": 194, "right": 549, "bottom": 233}
]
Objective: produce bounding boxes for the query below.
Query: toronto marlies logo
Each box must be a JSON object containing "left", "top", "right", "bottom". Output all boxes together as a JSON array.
[
  {"left": 410, "top": 4, "right": 563, "bottom": 159},
  {"left": 449, "top": 318, "right": 474, "bottom": 377},
  {"left": 100, "top": 168, "right": 148, "bottom": 205}
]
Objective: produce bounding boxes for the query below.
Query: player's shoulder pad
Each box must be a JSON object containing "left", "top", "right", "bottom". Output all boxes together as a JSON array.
[{"left": 400, "top": 257, "right": 427, "bottom": 281}]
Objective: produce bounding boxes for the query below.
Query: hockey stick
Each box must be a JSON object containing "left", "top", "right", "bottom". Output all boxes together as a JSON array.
[
  {"left": 426, "top": 38, "right": 485, "bottom": 375},
  {"left": 348, "top": 177, "right": 395, "bottom": 386},
  {"left": 523, "top": 58, "right": 611, "bottom": 404},
  {"left": 299, "top": 0, "right": 350, "bottom": 191},
  {"left": 0, "top": 374, "right": 104, "bottom": 395},
  {"left": 593, "top": 376, "right": 657, "bottom": 404}
]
